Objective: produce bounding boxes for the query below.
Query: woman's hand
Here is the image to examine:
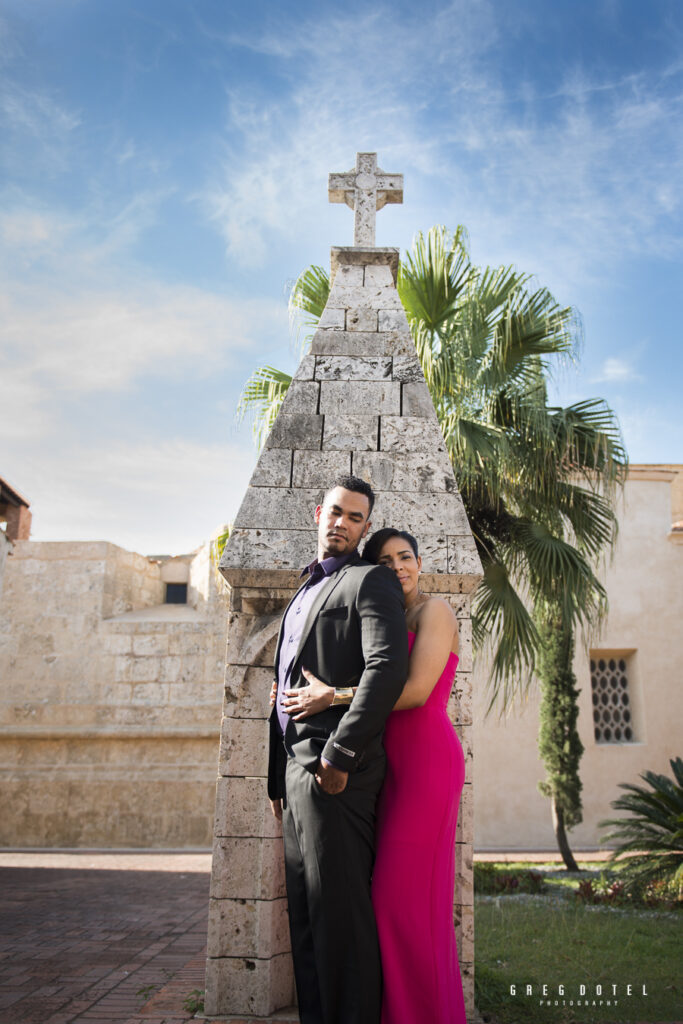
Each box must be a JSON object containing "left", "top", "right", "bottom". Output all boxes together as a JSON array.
[
  {"left": 269, "top": 680, "right": 277, "bottom": 707},
  {"left": 283, "top": 667, "right": 335, "bottom": 719}
]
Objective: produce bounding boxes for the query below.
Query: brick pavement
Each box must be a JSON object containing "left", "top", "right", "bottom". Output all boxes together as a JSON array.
[
  {"left": 0, "top": 855, "right": 211, "bottom": 1024},
  {"left": 0, "top": 852, "right": 300, "bottom": 1024}
]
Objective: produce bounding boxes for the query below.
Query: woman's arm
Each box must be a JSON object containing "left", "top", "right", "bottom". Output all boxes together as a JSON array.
[
  {"left": 284, "top": 599, "right": 458, "bottom": 718},
  {"left": 393, "top": 599, "right": 458, "bottom": 710}
]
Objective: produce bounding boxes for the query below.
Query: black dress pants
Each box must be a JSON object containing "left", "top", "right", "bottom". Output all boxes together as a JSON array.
[{"left": 282, "top": 757, "right": 385, "bottom": 1024}]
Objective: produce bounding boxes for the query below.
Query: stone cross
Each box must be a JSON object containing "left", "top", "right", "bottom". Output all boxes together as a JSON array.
[{"left": 328, "top": 152, "right": 403, "bottom": 246}]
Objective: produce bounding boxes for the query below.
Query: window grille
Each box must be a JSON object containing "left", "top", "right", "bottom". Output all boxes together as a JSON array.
[{"left": 590, "top": 656, "right": 634, "bottom": 743}]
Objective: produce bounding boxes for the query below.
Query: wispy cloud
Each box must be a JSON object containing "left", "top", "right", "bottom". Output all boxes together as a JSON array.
[
  {"left": 1, "top": 80, "right": 81, "bottom": 177},
  {"left": 594, "top": 357, "right": 641, "bottom": 383},
  {"left": 2, "top": 281, "right": 284, "bottom": 397},
  {"left": 201, "top": 2, "right": 683, "bottom": 296},
  {"left": 201, "top": 2, "right": 498, "bottom": 264}
]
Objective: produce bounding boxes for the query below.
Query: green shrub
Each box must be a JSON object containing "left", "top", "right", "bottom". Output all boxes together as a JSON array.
[
  {"left": 599, "top": 756, "right": 683, "bottom": 898},
  {"left": 474, "top": 862, "right": 546, "bottom": 895}
]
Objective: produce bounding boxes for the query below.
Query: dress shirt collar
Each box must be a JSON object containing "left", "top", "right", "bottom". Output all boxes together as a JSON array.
[{"left": 300, "top": 550, "right": 356, "bottom": 581}]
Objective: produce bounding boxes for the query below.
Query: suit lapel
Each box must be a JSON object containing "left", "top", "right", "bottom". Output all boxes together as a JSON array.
[{"left": 290, "top": 555, "right": 360, "bottom": 671}]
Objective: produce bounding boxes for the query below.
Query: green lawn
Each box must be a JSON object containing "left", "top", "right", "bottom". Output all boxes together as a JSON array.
[{"left": 474, "top": 897, "right": 681, "bottom": 1023}]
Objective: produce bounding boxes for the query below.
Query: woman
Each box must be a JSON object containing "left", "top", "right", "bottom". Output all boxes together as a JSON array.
[{"left": 282, "top": 527, "right": 467, "bottom": 1024}]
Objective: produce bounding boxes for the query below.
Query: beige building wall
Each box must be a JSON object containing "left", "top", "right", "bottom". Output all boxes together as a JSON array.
[
  {"left": 0, "top": 540, "right": 226, "bottom": 847},
  {"left": 473, "top": 466, "right": 683, "bottom": 850}
]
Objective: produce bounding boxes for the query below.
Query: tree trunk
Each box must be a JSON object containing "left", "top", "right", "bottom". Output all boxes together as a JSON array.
[{"left": 552, "top": 796, "right": 579, "bottom": 872}]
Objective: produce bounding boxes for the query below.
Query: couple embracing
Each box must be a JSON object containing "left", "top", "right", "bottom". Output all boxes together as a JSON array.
[{"left": 268, "top": 475, "right": 467, "bottom": 1024}]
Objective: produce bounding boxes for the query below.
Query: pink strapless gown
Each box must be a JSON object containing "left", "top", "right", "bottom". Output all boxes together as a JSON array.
[{"left": 371, "top": 631, "right": 467, "bottom": 1024}]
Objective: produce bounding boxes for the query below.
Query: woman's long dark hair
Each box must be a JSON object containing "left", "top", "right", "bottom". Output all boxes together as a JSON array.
[{"left": 362, "top": 528, "right": 419, "bottom": 564}]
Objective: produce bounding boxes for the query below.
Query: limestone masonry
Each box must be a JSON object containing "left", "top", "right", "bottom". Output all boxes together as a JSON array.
[
  {"left": 0, "top": 541, "right": 225, "bottom": 847},
  {"left": 207, "top": 153, "right": 483, "bottom": 1019}
]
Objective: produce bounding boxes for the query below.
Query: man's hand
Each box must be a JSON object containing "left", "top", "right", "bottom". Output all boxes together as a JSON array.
[
  {"left": 315, "top": 757, "right": 348, "bottom": 794},
  {"left": 283, "top": 668, "right": 335, "bottom": 719},
  {"left": 269, "top": 798, "right": 282, "bottom": 821}
]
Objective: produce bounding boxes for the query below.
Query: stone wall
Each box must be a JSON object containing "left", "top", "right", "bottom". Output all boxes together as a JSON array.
[
  {"left": 206, "top": 245, "right": 482, "bottom": 1018},
  {"left": 0, "top": 540, "right": 226, "bottom": 847}
]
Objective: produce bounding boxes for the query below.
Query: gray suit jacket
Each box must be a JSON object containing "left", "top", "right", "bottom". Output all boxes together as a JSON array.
[{"left": 267, "top": 551, "right": 408, "bottom": 800}]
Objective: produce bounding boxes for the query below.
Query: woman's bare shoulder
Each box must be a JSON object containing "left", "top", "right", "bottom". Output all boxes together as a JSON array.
[
  {"left": 413, "top": 597, "right": 459, "bottom": 650},
  {"left": 414, "top": 596, "right": 457, "bottom": 629}
]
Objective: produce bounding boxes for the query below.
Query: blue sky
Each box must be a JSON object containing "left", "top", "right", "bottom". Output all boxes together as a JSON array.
[{"left": 2, "top": 0, "right": 682, "bottom": 553}]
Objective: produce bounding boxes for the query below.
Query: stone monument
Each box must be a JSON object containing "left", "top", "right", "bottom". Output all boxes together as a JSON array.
[{"left": 205, "top": 153, "right": 483, "bottom": 1019}]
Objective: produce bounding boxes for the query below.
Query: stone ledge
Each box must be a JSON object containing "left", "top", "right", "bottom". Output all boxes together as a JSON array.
[{"left": 330, "top": 245, "right": 400, "bottom": 284}]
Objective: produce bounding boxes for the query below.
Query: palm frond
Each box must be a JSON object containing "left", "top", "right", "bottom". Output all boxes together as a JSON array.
[
  {"left": 398, "top": 225, "right": 473, "bottom": 341},
  {"left": 509, "top": 519, "right": 607, "bottom": 625},
  {"left": 549, "top": 400, "right": 628, "bottom": 487},
  {"left": 599, "top": 758, "right": 683, "bottom": 892},
  {"left": 237, "top": 365, "right": 292, "bottom": 449},
  {"left": 289, "top": 264, "right": 330, "bottom": 354},
  {"left": 473, "top": 558, "right": 538, "bottom": 708}
]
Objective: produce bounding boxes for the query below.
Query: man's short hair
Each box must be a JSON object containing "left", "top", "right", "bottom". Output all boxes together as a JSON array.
[{"left": 324, "top": 474, "right": 375, "bottom": 516}]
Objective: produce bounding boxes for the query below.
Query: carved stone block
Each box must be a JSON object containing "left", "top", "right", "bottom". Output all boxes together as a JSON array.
[
  {"left": 353, "top": 451, "right": 455, "bottom": 493},
  {"left": 279, "top": 381, "right": 320, "bottom": 414},
  {"left": 318, "top": 306, "right": 345, "bottom": 330},
  {"left": 334, "top": 264, "right": 364, "bottom": 287},
  {"left": 381, "top": 416, "right": 447, "bottom": 453},
  {"left": 378, "top": 309, "right": 408, "bottom": 331},
  {"left": 218, "top": 716, "right": 269, "bottom": 777},
  {"left": 454, "top": 901, "right": 474, "bottom": 959},
  {"left": 448, "top": 670, "right": 473, "bottom": 726},
  {"left": 204, "top": 952, "right": 294, "bottom": 1018},
  {"left": 223, "top": 665, "right": 273, "bottom": 720},
  {"left": 364, "top": 264, "right": 394, "bottom": 288},
  {"left": 402, "top": 380, "right": 436, "bottom": 417},
  {"left": 207, "top": 896, "right": 290, "bottom": 958},
  {"left": 346, "top": 307, "right": 378, "bottom": 332},
  {"left": 251, "top": 449, "right": 293, "bottom": 488},
  {"left": 234, "top": 489, "right": 321, "bottom": 530},
  {"left": 320, "top": 381, "right": 400, "bottom": 416},
  {"left": 392, "top": 353, "right": 424, "bottom": 382},
  {"left": 223, "top": 611, "right": 281, "bottom": 668},
  {"left": 315, "top": 356, "right": 392, "bottom": 381},
  {"left": 210, "top": 837, "right": 286, "bottom": 900},
  {"left": 311, "top": 329, "right": 414, "bottom": 357},
  {"left": 213, "top": 777, "right": 281, "bottom": 839},
  {"left": 292, "top": 354, "right": 316, "bottom": 381},
  {"left": 456, "top": 783, "right": 473, "bottom": 844},
  {"left": 460, "top": 724, "right": 473, "bottom": 784},
  {"left": 323, "top": 416, "right": 379, "bottom": 451},
  {"left": 447, "top": 535, "right": 483, "bottom": 576},
  {"left": 222, "top": 529, "right": 318, "bottom": 575},
  {"left": 265, "top": 414, "right": 323, "bottom": 450},
  {"left": 373, "top": 492, "right": 470, "bottom": 534},
  {"left": 331, "top": 285, "right": 403, "bottom": 310},
  {"left": 292, "top": 450, "right": 352, "bottom": 487},
  {"left": 461, "top": 961, "right": 475, "bottom": 1015}
]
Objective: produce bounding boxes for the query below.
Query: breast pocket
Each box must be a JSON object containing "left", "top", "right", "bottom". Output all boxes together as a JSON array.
[{"left": 319, "top": 605, "right": 349, "bottom": 620}]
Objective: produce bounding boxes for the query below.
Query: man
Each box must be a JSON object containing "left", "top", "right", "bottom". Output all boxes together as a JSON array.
[{"left": 268, "top": 475, "right": 409, "bottom": 1024}]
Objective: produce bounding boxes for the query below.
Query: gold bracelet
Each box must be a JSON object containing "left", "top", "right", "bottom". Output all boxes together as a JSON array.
[{"left": 331, "top": 687, "right": 354, "bottom": 706}]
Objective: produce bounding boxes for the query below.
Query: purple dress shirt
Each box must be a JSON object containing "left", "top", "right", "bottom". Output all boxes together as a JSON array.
[{"left": 275, "top": 551, "right": 355, "bottom": 736}]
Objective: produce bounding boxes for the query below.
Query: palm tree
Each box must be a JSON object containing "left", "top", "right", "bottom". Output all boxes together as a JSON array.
[
  {"left": 599, "top": 757, "right": 683, "bottom": 896},
  {"left": 239, "top": 226, "right": 628, "bottom": 866}
]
